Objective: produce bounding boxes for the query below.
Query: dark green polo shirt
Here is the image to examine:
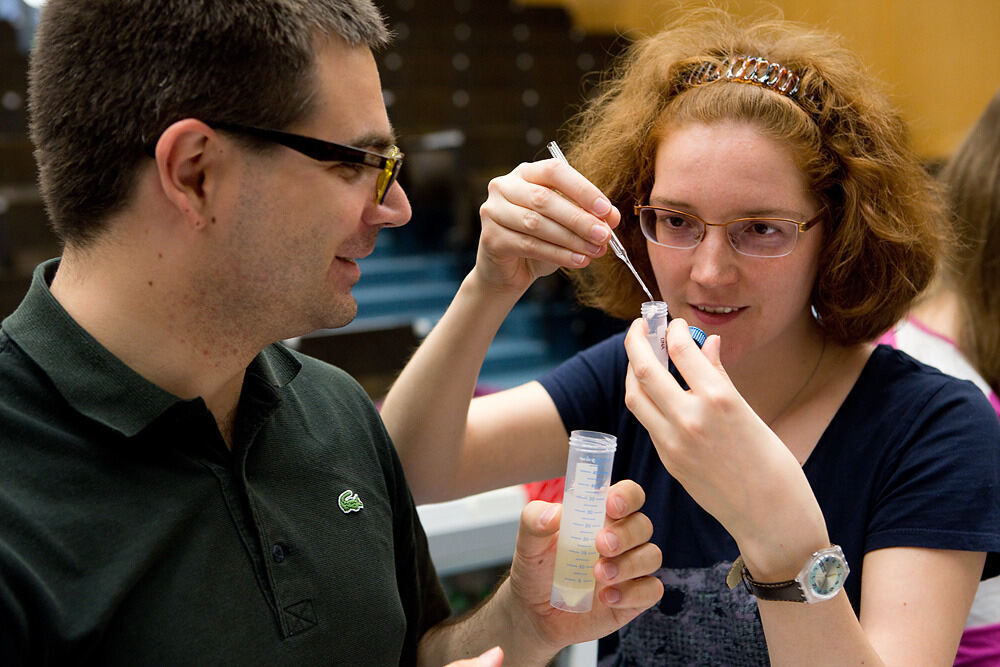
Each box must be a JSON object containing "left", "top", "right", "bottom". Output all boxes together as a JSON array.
[{"left": 0, "top": 260, "right": 449, "bottom": 666}]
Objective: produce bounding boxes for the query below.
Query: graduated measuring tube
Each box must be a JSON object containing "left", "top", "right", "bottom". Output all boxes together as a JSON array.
[
  {"left": 551, "top": 430, "right": 617, "bottom": 613},
  {"left": 546, "top": 141, "right": 654, "bottom": 302}
]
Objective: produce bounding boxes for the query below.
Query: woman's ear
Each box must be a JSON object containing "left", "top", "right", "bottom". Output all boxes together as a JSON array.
[{"left": 152, "top": 119, "right": 223, "bottom": 229}]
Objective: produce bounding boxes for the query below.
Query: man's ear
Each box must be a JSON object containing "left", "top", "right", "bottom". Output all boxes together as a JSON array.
[{"left": 153, "top": 119, "right": 225, "bottom": 229}]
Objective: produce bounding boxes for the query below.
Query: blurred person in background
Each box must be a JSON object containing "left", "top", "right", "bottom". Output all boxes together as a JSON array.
[{"left": 880, "top": 88, "right": 1000, "bottom": 666}]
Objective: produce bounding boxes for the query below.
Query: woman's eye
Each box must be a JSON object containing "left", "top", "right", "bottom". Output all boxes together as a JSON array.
[
  {"left": 746, "top": 221, "right": 780, "bottom": 235},
  {"left": 660, "top": 214, "right": 693, "bottom": 229}
]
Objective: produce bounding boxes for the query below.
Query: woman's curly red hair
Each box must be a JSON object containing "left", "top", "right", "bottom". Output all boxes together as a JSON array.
[{"left": 562, "top": 8, "right": 947, "bottom": 345}]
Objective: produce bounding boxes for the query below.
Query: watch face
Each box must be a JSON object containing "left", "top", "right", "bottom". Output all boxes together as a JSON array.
[{"left": 807, "top": 552, "right": 848, "bottom": 599}]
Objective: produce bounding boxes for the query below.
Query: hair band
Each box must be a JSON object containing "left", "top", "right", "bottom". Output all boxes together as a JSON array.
[{"left": 684, "top": 55, "right": 819, "bottom": 115}]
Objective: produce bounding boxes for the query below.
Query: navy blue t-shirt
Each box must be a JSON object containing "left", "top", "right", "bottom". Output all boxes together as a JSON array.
[{"left": 539, "top": 333, "right": 1000, "bottom": 666}]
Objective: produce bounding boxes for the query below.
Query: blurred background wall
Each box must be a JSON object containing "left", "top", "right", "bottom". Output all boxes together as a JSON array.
[{"left": 527, "top": 0, "right": 1000, "bottom": 160}]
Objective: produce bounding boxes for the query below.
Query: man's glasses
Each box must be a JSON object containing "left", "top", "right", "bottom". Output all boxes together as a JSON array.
[
  {"left": 207, "top": 121, "right": 403, "bottom": 204},
  {"left": 634, "top": 204, "right": 823, "bottom": 258}
]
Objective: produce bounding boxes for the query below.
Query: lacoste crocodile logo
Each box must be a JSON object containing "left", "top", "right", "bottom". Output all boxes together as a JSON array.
[{"left": 338, "top": 489, "right": 364, "bottom": 514}]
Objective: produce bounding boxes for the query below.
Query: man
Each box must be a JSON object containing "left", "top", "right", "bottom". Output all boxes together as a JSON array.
[{"left": 0, "top": 1, "right": 662, "bottom": 665}]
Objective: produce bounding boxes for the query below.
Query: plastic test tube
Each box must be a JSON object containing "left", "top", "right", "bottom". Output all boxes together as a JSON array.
[
  {"left": 641, "top": 300, "right": 708, "bottom": 367},
  {"left": 551, "top": 430, "right": 617, "bottom": 613},
  {"left": 641, "top": 300, "right": 671, "bottom": 367}
]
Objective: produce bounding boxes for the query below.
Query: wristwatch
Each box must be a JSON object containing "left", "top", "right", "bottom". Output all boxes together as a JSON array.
[{"left": 726, "top": 545, "right": 850, "bottom": 603}]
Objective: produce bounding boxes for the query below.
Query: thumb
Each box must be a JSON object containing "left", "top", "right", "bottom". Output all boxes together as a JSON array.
[
  {"left": 515, "top": 500, "right": 562, "bottom": 559},
  {"left": 702, "top": 334, "right": 726, "bottom": 372}
]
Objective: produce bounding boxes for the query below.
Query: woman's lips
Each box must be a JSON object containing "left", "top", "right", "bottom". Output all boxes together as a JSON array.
[{"left": 689, "top": 303, "right": 744, "bottom": 326}]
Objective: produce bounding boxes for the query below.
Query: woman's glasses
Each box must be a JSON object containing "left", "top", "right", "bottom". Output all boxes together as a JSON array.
[
  {"left": 207, "top": 121, "right": 403, "bottom": 204},
  {"left": 634, "top": 204, "right": 823, "bottom": 258}
]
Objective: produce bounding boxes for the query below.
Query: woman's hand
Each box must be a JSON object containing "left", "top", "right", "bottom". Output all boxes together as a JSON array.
[
  {"left": 475, "top": 158, "right": 620, "bottom": 294},
  {"left": 623, "top": 317, "right": 828, "bottom": 579}
]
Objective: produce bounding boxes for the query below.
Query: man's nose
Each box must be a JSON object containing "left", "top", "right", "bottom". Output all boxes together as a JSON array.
[{"left": 368, "top": 180, "right": 411, "bottom": 228}]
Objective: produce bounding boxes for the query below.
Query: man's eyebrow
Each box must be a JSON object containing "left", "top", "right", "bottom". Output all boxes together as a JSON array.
[{"left": 349, "top": 131, "right": 396, "bottom": 153}]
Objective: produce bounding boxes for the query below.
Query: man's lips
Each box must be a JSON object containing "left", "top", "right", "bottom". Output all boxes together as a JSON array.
[
  {"left": 336, "top": 242, "right": 377, "bottom": 264},
  {"left": 335, "top": 248, "right": 375, "bottom": 264}
]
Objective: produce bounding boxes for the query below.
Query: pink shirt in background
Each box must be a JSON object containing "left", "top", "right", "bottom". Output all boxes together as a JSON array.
[{"left": 879, "top": 318, "right": 1000, "bottom": 667}]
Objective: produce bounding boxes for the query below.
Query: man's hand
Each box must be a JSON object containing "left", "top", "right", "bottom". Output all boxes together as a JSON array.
[
  {"left": 418, "top": 480, "right": 661, "bottom": 667},
  {"left": 443, "top": 646, "right": 503, "bottom": 667},
  {"left": 502, "top": 479, "right": 664, "bottom": 659}
]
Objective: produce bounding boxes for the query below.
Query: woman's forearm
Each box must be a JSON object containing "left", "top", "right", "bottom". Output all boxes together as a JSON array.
[{"left": 380, "top": 268, "right": 524, "bottom": 503}]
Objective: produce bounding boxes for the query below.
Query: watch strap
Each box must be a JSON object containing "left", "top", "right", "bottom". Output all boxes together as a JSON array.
[{"left": 726, "top": 555, "right": 806, "bottom": 602}]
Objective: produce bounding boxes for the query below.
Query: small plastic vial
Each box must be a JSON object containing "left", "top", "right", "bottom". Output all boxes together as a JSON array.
[
  {"left": 641, "top": 300, "right": 707, "bottom": 368},
  {"left": 641, "top": 300, "right": 670, "bottom": 367}
]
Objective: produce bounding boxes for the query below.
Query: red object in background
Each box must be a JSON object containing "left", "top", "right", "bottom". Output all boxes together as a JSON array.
[{"left": 524, "top": 477, "right": 565, "bottom": 503}]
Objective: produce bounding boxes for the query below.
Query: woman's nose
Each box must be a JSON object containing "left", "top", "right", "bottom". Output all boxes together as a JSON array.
[{"left": 689, "top": 226, "right": 739, "bottom": 286}]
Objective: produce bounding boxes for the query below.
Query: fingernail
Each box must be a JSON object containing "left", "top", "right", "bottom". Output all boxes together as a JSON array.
[
  {"left": 571, "top": 253, "right": 587, "bottom": 265},
  {"left": 591, "top": 224, "right": 609, "bottom": 242},
  {"left": 592, "top": 197, "right": 611, "bottom": 216},
  {"left": 603, "top": 587, "right": 621, "bottom": 604},
  {"left": 540, "top": 504, "right": 559, "bottom": 526},
  {"left": 603, "top": 531, "right": 620, "bottom": 553},
  {"left": 585, "top": 243, "right": 602, "bottom": 255},
  {"left": 601, "top": 561, "right": 619, "bottom": 580},
  {"left": 614, "top": 495, "right": 627, "bottom": 515}
]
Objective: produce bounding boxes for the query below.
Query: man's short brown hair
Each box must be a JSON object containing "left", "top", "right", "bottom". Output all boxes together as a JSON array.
[{"left": 28, "top": 0, "right": 390, "bottom": 246}]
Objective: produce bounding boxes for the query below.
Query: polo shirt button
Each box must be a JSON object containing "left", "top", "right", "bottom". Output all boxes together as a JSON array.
[{"left": 271, "top": 543, "right": 286, "bottom": 563}]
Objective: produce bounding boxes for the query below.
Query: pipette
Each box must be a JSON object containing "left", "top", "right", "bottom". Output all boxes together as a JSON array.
[{"left": 546, "top": 141, "right": 654, "bottom": 302}]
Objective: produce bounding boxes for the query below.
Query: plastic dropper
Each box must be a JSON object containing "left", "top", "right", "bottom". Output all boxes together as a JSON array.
[{"left": 546, "top": 141, "right": 654, "bottom": 302}]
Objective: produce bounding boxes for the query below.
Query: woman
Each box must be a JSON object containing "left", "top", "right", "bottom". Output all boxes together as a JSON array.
[
  {"left": 880, "top": 89, "right": 1000, "bottom": 665},
  {"left": 381, "top": 10, "right": 1000, "bottom": 665}
]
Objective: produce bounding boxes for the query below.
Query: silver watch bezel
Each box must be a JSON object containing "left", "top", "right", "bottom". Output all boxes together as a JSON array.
[{"left": 795, "top": 545, "right": 850, "bottom": 603}]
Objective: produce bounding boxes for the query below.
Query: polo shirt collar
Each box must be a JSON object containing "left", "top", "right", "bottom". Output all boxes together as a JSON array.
[{"left": 2, "top": 259, "right": 302, "bottom": 437}]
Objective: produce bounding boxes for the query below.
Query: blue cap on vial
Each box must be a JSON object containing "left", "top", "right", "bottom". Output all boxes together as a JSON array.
[{"left": 689, "top": 326, "right": 708, "bottom": 348}]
